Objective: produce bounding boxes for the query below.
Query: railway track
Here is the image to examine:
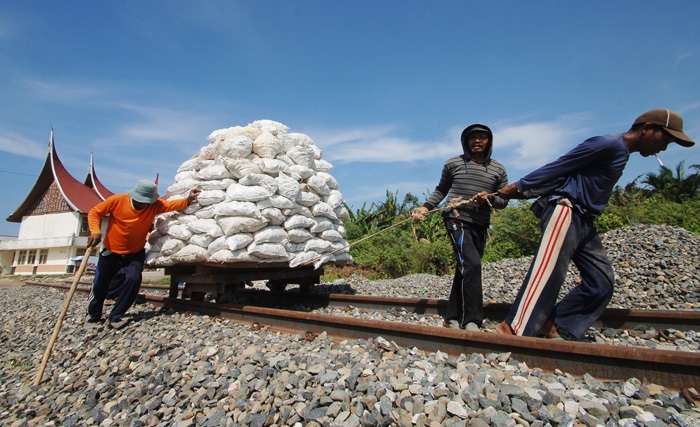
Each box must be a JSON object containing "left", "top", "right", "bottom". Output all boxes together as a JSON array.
[{"left": 28, "top": 280, "right": 700, "bottom": 392}]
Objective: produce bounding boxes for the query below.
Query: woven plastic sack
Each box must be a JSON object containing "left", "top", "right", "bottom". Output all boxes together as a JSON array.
[
  {"left": 217, "top": 216, "right": 267, "bottom": 236},
  {"left": 289, "top": 251, "right": 320, "bottom": 268},
  {"left": 189, "top": 234, "right": 214, "bottom": 249},
  {"left": 168, "top": 224, "right": 193, "bottom": 241},
  {"left": 252, "top": 131, "right": 283, "bottom": 158},
  {"left": 284, "top": 214, "right": 315, "bottom": 230},
  {"left": 160, "top": 239, "right": 186, "bottom": 256},
  {"left": 287, "top": 145, "right": 315, "bottom": 168},
  {"left": 208, "top": 249, "right": 255, "bottom": 263},
  {"left": 247, "top": 242, "right": 289, "bottom": 260},
  {"left": 197, "top": 190, "right": 226, "bottom": 206},
  {"left": 288, "top": 228, "right": 313, "bottom": 243},
  {"left": 324, "top": 190, "right": 344, "bottom": 209},
  {"left": 260, "top": 207, "right": 285, "bottom": 226},
  {"left": 197, "top": 162, "right": 233, "bottom": 181},
  {"left": 311, "top": 202, "right": 338, "bottom": 220},
  {"left": 257, "top": 195, "right": 295, "bottom": 209},
  {"left": 307, "top": 175, "right": 331, "bottom": 196},
  {"left": 171, "top": 244, "right": 208, "bottom": 263},
  {"left": 296, "top": 191, "right": 320, "bottom": 207},
  {"left": 240, "top": 173, "right": 279, "bottom": 194},
  {"left": 226, "top": 184, "right": 271, "bottom": 202},
  {"left": 226, "top": 233, "right": 254, "bottom": 251},
  {"left": 255, "top": 158, "right": 291, "bottom": 175},
  {"left": 276, "top": 172, "right": 301, "bottom": 201},
  {"left": 254, "top": 226, "right": 288, "bottom": 244},
  {"left": 220, "top": 135, "right": 253, "bottom": 159},
  {"left": 188, "top": 218, "right": 224, "bottom": 237},
  {"left": 223, "top": 158, "right": 262, "bottom": 179},
  {"left": 214, "top": 201, "right": 261, "bottom": 218}
]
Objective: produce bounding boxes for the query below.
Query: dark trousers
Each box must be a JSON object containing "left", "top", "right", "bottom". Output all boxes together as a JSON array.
[
  {"left": 505, "top": 200, "right": 614, "bottom": 339},
  {"left": 444, "top": 219, "right": 487, "bottom": 327},
  {"left": 87, "top": 249, "right": 145, "bottom": 323}
]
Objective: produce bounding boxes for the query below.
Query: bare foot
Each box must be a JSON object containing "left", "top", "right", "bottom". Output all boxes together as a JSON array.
[
  {"left": 537, "top": 319, "right": 561, "bottom": 339},
  {"left": 495, "top": 321, "right": 515, "bottom": 335}
]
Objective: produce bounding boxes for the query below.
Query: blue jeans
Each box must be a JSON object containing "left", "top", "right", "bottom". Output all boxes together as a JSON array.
[
  {"left": 444, "top": 219, "right": 487, "bottom": 327},
  {"left": 87, "top": 249, "right": 145, "bottom": 323},
  {"left": 505, "top": 200, "right": 614, "bottom": 339}
]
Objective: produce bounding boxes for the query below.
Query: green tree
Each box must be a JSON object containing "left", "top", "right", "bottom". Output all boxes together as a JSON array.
[{"left": 641, "top": 161, "right": 700, "bottom": 202}]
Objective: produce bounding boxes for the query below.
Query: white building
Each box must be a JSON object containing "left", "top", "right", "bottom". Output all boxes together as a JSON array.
[{"left": 1, "top": 132, "right": 115, "bottom": 275}]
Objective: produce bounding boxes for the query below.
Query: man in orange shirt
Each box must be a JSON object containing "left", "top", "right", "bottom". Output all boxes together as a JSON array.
[{"left": 85, "top": 180, "right": 200, "bottom": 329}]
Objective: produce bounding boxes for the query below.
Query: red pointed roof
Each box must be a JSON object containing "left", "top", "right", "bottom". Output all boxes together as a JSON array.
[
  {"left": 84, "top": 153, "right": 116, "bottom": 200},
  {"left": 7, "top": 131, "right": 116, "bottom": 222}
]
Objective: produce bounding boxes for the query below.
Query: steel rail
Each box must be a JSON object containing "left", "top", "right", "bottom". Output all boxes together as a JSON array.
[{"left": 26, "top": 281, "right": 700, "bottom": 391}]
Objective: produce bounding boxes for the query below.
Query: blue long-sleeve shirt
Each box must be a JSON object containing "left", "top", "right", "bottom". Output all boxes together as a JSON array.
[{"left": 516, "top": 134, "right": 630, "bottom": 215}]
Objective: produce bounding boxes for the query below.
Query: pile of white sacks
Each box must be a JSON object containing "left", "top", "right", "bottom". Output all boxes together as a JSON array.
[{"left": 146, "top": 120, "right": 353, "bottom": 269}]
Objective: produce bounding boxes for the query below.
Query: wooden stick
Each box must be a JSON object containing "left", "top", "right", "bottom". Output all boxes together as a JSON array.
[{"left": 34, "top": 246, "right": 94, "bottom": 386}]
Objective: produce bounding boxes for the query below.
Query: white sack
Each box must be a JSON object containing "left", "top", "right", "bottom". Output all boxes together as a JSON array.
[
  {"left": 288, "top": 228, "right": 313, "bottom": 243},
  {"left": 312, "top": 201, "right": 338, "bottom": 220},
  {"left": 255, "top": 158, "right": 291, "bottom": 175},
  {"left": 296, "top": 191, "right": 320, "bottom": 207},
  {"left": 254, "top": 226, "right": 288, "bottom": 243},
  {"left": 220, "top": 135, "right": 253, "bottom": 159},
  {"left": 223, "top": 158, "right": 262, "bottom": 179},
  {"left": 226, "top": 233, "right": 254, "bottom": 251},
  {"left": 167, "top": 179, "right": 199, "bottom": 197},
  {"left": 240, "top": 173, "right": 279, "bottom": 194},
  {"left": 310, "top": 217, "right": 334, "bottom": 233},
  {"left": 169, "top": 224, "right": 193, "bottom": 241},
  {"left": 160, "top": 239, "right": 186, "bottom": 256},
  {"left": 283, "top": 204, "right": 313, "bottom": 219},
  {"left": 284, "top": 214, "right": 315, "bottom": 230},
  {"left": 253, "top": 131, "right": 283, "bottom": 158},
  {"left": 251, "top": 119, "right": 289, "bottom": 135},
  {"left": 321, "top": 229, "right": 344, "bottom": 242},
  {"left": 226, "top": 184, "right": 272, "bottom": 202},
  {"left": 216, "top": 216, "right": 267, "bottom": 236},
  {"left": 307, "top": 175, "right": 331, "bottom": 196},
  {"left": 334, "top": 205, "right": 351, "bottom": 221},
  {"left": 289, "top": 165, "right": 315, "bottom": 180},
  {"left": 197, "top": 163, "right": 233, "bottom": 181},
  {"left": 207, "top": 236, "right": 228, "bottom": 254},
  {"left": 171, "top": 244, "right": 208, "bottom": 263},
  {"left": 209, "top": 249, "right": 255, "bottom": 263},
  {"left": 287, "top": 145, "right": 315, "bottom": 168},
  {"left": 247, "top": 242, "right": 289, "bottom": 260},
  {"left": 276, "top": 172, "right": 301, "bottom": 201},
  {"left": 324, "top": 190, "right": 344, "bottom": 209},
  {"left": 200, "top": 178, "right": 234, "bottom": 191},
  {"left": 313, "top": 159, "right": 333, "bottom": 172},
  {"left": 189, "top": 234, "right": 214, "bottom": 248},
  {"left": 257, "top": 195, "right": 295, "bottom": 209},
  {"left": 304, "top": 238, "right": 332, "bottom": 253},
  {"left": 261, "top": 207, "right": 285, "bottom": 226},
  {"left": 188, "top": 218, "right": 224, "bottom": 237},
  {"left": 289, "top": 251, "right": 320, "bottom": 268},
  {"left": 197, "top": 190, "right": 226, "bottom": 206},
  {"left": 214, "top": 201, "right": 261, "bottom": 218},
  {"left": 316, "top": 172, "right": 339, "bottom": 190},
  {"left": 194, "top": 205, "right": 216, "bottom": 219}
]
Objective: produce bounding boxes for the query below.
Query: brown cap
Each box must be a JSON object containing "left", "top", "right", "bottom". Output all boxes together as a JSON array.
[{"left": 633, "top": 109, "right": 695, "bottom": 147}]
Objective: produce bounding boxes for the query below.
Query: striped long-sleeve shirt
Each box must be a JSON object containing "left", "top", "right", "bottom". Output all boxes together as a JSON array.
[{"left": 423, "top": 156, "right": 509, "bottom": 227}]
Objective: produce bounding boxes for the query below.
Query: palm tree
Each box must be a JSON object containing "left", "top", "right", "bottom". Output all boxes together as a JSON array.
[{"left": 642, "top": 161, "right": 700, "bottom": 202}]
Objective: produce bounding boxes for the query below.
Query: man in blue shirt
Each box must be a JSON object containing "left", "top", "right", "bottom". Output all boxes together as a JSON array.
[{"left": 495, "top": 109, "right": 695, "bottom": 340}]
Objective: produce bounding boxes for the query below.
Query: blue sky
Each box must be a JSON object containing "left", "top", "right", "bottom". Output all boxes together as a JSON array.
[{"left": 1, "top": 1, "right": 699, "bottom": 237}]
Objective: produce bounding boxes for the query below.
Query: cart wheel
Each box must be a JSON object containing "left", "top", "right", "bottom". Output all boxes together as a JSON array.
[{"left": 266, "top": 280, "right": 286, "bottom": 293}]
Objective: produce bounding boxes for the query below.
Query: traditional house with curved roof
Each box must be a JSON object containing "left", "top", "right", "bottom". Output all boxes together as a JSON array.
[{"left": 0, "top": 131, "right": 115, "bottom": 275}]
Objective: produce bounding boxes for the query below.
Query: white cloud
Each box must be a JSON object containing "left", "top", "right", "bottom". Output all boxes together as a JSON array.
[
  {"left": 495, "top": 116, "right": 591, "bottom": 171},
  {"left": 0, "top": 130, "right": 46, "bottom": 159},
  {"left": 312, "top": 125, "right": 456, "bottom": 164}
]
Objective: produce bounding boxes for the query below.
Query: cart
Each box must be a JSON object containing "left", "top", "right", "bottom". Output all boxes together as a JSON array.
[{"left": 164, "top": 262, "right": 329, "bottom": 303}]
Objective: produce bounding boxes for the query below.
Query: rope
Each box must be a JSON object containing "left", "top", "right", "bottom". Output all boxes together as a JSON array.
[{"left": 300, "top": 192, "right": 498, "bottom": 268}]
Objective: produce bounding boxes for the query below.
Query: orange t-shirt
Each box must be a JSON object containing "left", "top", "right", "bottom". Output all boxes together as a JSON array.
[{"left": 88, "top": 193, "right": 189, "bottom": 254}]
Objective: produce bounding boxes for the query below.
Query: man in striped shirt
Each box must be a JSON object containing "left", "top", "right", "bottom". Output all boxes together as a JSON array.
[
  {"left": 412, "top": 124, "right": 509, "bottom": 329},
  {"left": 495, "top": 109, "right": 695, "bottom": 340}
]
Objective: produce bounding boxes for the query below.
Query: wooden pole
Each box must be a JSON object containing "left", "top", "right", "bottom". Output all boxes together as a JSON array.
[{"left": 34, "top": 246, "right": 94, "bottom": 386}]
